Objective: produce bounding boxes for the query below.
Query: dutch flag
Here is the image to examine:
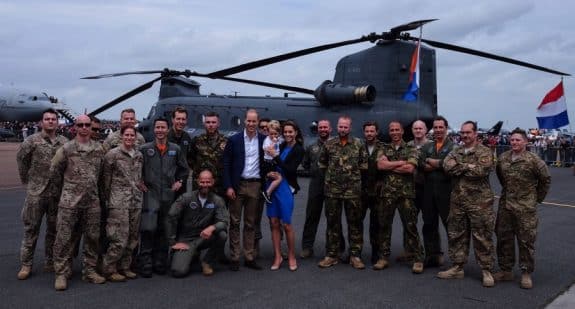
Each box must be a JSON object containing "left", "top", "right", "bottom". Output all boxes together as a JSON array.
[
  {"left": 403, "top": 40, "right": 420, "bottom": 102},
  {"left": 536, "top": 81, "right": 570, "bottom": 129}
]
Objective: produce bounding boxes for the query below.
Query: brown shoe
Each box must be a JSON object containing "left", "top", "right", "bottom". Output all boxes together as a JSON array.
[
  {"left": 437, "top": 265, "right": 464, "bottom": 279},
  {"left": 202, "top": 262, "right": 214, "bottom": 276},
  {"left": 349, "top": 256, "right": 365, "bottom": 270},
  {"left": 412, "top": 262, "right": 424, "bottom": 274},
  {"left": 55, "top": 275, "right": 67, "bottom": 291},
  {"left": 17, "top": 265, "right": 31, "bottom": 280},
  {"left": 482, "top": 270, "right": 495, "bottom": 287},
  {"left": 121, "top": 270, "right": 138, "bottom": 279},
  {"left": 373, "top": 258, "right": 389, "bottom": 270},
  {"left": 520, "top": 273, "right": 533, "bottom": 289},
  {"left": 82, "top": 270, "right": 106, "bottom": 284},
  {"left": 107, "top": 273, "right": 126, "bottom": 282},
  {"left": 493, "top": 271, "right": 514, "bottom": 281},
  {"left": 318, "top": 256, "right": 339, "bottom": 268}
]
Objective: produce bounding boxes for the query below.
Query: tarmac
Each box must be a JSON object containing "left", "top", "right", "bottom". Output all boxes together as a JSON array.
[{"left": 0, "top": 142, "right": 574, "bottom": 309}]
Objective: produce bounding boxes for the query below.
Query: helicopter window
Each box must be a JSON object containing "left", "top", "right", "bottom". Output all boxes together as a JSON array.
[
  {"left": 309, "top": 121, "right": 318, "bottom": 135},
  {"left": 230, "top": 116, "right": 241, "bottom": 129}
]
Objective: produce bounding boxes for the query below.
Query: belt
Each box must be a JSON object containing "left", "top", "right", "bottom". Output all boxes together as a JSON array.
[{"left": 240, "top": 178, "right": 261, "bottom": 183}]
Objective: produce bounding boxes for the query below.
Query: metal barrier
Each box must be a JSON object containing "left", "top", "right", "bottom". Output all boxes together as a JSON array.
[{"left": 492, "top": 145, "right": 575, "bottom": 167}]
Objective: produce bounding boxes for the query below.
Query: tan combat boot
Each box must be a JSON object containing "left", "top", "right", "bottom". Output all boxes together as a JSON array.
[
  {"left": 493, "top": 271, "right": 514, "bottom": 281},
  {"left": 202, "top": 262, "right": 214, "bottom": 276},
  {"left": 17, "top": 265, "right": 31, "bottom": 280},
  {"left": 318, "top": 256, "right": 339, "bottom": 268},
  {"left": 55, "top": 275, "right": 67, "bottom": 291},
  {"left": 482, "top": 270, "right": 495, "bottom": 287},
  {"left": 437, "top": 265, "right": 464, "bottom": 279},
  {"left": 349, "top": 256, "right": 365, "bottom": 270},
  {"left": 82, "top": 269, "right": 106, "bottom": 284},
  {"left": 121, "top": 270, "right": 138, "bottom": 279},
  {"left": 412, "top": 262, "right": 424, "bottom": 274},
  {"left": 373, "top": 258, "right": 389, "bottom": 270},
  {"left": 107, "top": 273, "right": 126, "bottom": 282},
  {"left": 520, "top": 273, "right": 533, "bottom": 289}
]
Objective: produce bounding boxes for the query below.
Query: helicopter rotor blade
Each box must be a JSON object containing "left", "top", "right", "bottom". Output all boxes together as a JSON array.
[
  {"left": 82, "top": 70, "right": 166, "bottom": 79},
  {"left": 88, "top": 76, "right": 163, "bottom": 116},
  {"left": 406, "top": 37, "right": 570, "bottom": 76},
  {"left": 390, "top": 19, "right": 438, "bottom": 34}
]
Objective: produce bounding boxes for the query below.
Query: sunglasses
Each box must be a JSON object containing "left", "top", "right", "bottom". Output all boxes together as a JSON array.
[{"left": 76, "top": 123, "right": 92, "bottom": 128}]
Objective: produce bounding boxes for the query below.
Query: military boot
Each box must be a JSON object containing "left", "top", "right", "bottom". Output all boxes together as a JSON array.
[
  {"left": 482, "top": 270, "right": 495, "bottom": 287},
  {"left": 82, "top": 269, "right": 106, "bottom": 284},
  {"left": 54, "top": 275, "right": 67, "bottom": 291},
  {"left": 349, "top": 256, "right": 365, "bottom": 270},
  {"left": 437, "top": 265, "right": 464, "bottom": 279},
  {"left": 17, "top": 265, "right": 31, "bottom": 280},
  {"left": 318, "top": 256, "right": 339, "bottom": 268},
  {"left": 520, "top": 272, "right": 533, "bottom": 289},
  {"left": 121, "top": 270, "right": 138, "bottom": 279},
  {"left": 373, "top": 258, "right": 389, "bottom": 270},
  {"left": 412, "top": 262, "right": 424, "bottom": 274},
  {"left": 202, "top": 262, "right": 214, "bottom": 276},
  {"left": 493, "top": 271, "right": 514, "bottom": 281},
  {"left": 107, "top": 273, "right": 126, "bottom": 282}
]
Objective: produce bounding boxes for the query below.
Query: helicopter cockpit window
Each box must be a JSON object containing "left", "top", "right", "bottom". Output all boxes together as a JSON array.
[{"left": 230, "top": 116, "right": 241, "bottom": 129}]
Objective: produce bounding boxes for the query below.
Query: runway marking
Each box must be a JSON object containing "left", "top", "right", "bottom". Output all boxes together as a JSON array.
[{"left": 495, "top": 195, "right": 575, "bottom": 209}]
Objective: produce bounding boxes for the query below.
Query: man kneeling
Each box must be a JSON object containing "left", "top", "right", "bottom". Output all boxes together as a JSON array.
[{"left": 165, "top": 170, "right": 229, "bottom": 277}]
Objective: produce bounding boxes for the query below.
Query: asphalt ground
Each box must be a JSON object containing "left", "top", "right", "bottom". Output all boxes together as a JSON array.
[{"left": 0, "top": 142, "right": 574, "bottom": 309}]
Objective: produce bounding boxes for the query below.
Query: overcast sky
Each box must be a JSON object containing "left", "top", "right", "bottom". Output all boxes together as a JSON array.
[{"left": 0, "top": 0, "right": 573, "bottom": 130}]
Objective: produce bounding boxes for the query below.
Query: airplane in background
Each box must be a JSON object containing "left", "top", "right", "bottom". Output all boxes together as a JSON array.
[{"left": 0, "top": 85, "right": 75, "bottom": 122}]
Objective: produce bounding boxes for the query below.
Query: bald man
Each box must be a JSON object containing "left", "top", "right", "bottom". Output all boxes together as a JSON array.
[{"left": 51, "top": 115, "right": 107, "bottom": 290}]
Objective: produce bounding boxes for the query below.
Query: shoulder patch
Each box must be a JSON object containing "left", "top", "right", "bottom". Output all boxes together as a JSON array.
[{"left": 146, "top": 148, "right": 155, "bottom": 157}]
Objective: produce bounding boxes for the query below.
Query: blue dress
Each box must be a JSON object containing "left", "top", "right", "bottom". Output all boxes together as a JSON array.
[{"left": 266, "top": 146, "right": 295, "bottom": 224}]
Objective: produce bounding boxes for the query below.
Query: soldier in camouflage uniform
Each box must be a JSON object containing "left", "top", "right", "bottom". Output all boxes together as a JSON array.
[
  {"left": 103, "top": 108, "right": 146, "bottom": 151},
  {"left": 51, "top": 115, "right": 107, "bottom": 291},
  {"left": 16, "top": 109, "right": 68, "bottom": 280},
  {"left": 190, "top": 111, "right": 228, "bottom": 197},
  {"left": 360, "top": 121, "right": 384, "bottom": 263},
  {"left": 494, "top": 128, "right": 550, "bottom": 289},
  {"left": 438, "top": 120, "right": 496, "bottom": 288},
  {"left": 374, "top": 121, "right": 424, "bottom": 274},
  {"left": 101, "top": 126, "right": 144, "bottom": 282},
  {"left": 317, "top": 116, "right": 368, "bottom": 269}
]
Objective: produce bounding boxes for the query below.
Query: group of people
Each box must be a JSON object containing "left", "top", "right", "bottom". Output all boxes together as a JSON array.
[{"left": 15, "top": 106, "right": 551, "bottom": 292}]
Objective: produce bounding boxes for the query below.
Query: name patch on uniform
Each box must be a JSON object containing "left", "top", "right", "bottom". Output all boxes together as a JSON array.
[
  {"left": 146, "top": 149, "right": 155, "bottom": 157},
  {"left": 189, "top": 202, "right": 199, "bottom": 209},
  {"left": 205, "top": 203, "right": 215, "bottom": 209},
  {"left": 168, "top": 150, "right": 177, "bottom": 156}
]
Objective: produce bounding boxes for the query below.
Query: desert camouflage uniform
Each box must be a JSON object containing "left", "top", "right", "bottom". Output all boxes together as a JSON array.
[
  {"left": 16, "top": 132, "right": 68, "bottom": 267},
  {"left": 101, "top": 145, "right": 144, "bottom": 275},
  {"left": 361, "top": 140, "right": 385, "bottom": 256},
  {"left": 496, "top": 150, "right": 550, "bottom": 273},
  {"left": 51, "top": 140, "right": 105, "bottom": 277},
  {"left": 319, "top": 136, "right": 368, "bottom": 258},
  {"left": 376, "top": 141, "right": 424, "bottom": 262},
  {"left": 103, "top": 130, "right": 146, "bottom": 152},
  {"left": 190, "top": 132, "right": 227, "bottom": 196},
  {"left": 443, "top": 143, "right": 495, "bottom": 270}
]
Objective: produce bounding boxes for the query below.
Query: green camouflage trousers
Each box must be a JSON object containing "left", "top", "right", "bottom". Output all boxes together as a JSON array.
[
  {"left": 53, "top": 206, "right": 101, "bottom": 276},
  {"left": 102, "top": 208, "right": 142, "bottom": 274},
  {"left": 324, "top": 198, "right": 363, "bottom": 257},
  {"left": 376, "top": 196, "right": 424, "bottom": 262},
  {"left": 447, "top": 201, "right": 495, "bottom": 270},
  {"left": 496, "top": 206, "right": 538, "bottom": 273},
  {"left": 19, "top": 194, "right": 58, "bottom": 266}
]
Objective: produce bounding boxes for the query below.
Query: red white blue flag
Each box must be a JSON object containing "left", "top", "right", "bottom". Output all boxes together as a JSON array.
[
  {"left": 403, "top": 39, "right": 420, "bottom": 102},
  {"left": 536, "top": 81, "right": 569, "bottom": 129}
]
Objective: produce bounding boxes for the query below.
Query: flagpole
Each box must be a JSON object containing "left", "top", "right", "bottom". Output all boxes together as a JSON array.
[
  {"left": 416, "top": 27, "right": 422, "bottom": 119},
  {"left": 563, "top": 76, "right": 573, "bottom": 132}
]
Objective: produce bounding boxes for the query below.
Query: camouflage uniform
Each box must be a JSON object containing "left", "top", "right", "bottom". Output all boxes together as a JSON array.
[
  {"left": 319, "top": 136, "right": 368, "bottom": 258},
  {"left": 101, "top": 146, "right": 144, "bottom": 275},
  {"left": 407, "top": 139, "right": 430, "bottom": 213},
  {"left": 376, "top": 141, "right": 424, "bottom": 262},
  {"left": 443, "top": 143, "right": 495, "bottom": 270},
  {"left": 361, "top": 140, "right": 385, "bottom": 257},
  {"left": 16, "top": 132, "right": 68, "bottom": 267},
  {"left": 418, "top": 139, "right": 455, "bottom": 260},
  {"left": 51, "top": 140, "right": 105, "bottom": 277},
  {"left": 496, "top": 150, "right": 550, "bottom": 273},
  {"left": 190, "top": 132, "right": 227, "bottom": 196},
  {"left": 103, "top": 130, "right": 146, "bottom": 152}
]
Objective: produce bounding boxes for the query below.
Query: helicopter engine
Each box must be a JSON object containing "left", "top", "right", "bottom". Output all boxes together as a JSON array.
[{"left": 314, "top": 80, "right": 376, "bottom": 106}]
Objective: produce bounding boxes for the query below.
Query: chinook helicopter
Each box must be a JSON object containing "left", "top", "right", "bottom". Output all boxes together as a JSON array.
[{"left": 83, "top": 19, "right": 569, "bottom": 141}]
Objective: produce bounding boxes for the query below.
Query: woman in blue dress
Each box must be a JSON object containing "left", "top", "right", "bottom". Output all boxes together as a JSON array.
[{"left": 264, "top": 120, "right": 304, "bottom": 271}]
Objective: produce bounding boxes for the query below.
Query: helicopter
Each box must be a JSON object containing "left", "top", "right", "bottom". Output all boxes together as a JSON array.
[
  {"left": 83, "top": 19, "right": 569, "bottom": 141},
  {"left": 0, "top": 85, "right": 76, "bottom": 122}
]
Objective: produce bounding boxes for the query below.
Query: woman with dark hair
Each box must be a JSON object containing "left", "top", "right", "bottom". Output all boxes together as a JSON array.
[{"left": 264, "top": 120, "right": 304, "bottom": 271}]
